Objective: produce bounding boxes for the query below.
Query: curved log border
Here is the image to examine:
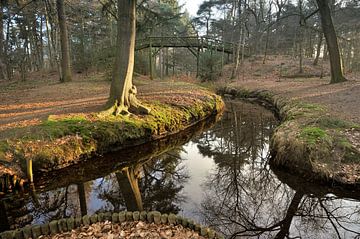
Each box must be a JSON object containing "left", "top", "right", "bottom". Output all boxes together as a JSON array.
[{"left": 0, "top": 211, "right": 223, "bottom": 239}]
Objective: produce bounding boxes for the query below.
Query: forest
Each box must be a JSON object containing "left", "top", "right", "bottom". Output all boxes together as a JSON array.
[
  {"left": 0, "top": 0, "right": 359, "bottom": 83},
  {"left": 0, "top": 0, "right": 360, "bottom": 239}
]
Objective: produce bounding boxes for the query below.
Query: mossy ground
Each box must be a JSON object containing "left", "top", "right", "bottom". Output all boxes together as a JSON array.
[
  {"left": 219, "top": 86, "right": 360, "bottom": 186},
  {"left": 0, "top": 81, "right": 224, "bottom": 182}
]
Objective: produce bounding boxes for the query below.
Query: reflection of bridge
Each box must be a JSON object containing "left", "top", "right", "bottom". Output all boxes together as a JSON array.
[{"left": 135, "top": 36, "right": 243, "bottom": 78}]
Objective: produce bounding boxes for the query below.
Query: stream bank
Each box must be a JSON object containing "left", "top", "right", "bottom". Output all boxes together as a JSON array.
[{"left": 218, "top": 86, "right": 360, "bottom": 187}]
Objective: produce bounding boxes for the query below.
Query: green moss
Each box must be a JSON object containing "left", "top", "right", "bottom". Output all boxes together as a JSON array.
[
  {"left": 300, "top": 127, "right": 330, "bottom": 145},
  {"left": 296, "top": 102, "right": 324, "bottom": 111},
  {"left": 285, "top": 102, "right": 325, "bottom": 120}
]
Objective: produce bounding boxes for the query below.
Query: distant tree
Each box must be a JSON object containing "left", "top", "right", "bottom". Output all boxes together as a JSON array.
[
  {"left": 195, "top": 1, "right": 214, "bottom": 36},
  {"left": 315, "top": 0, "right": 346, "bottom": 83},
  {"left": 56, "top": 0, "right": 72, "bottom": 82},
  {"left": 0, "top": 1, "right": 6, "bottom": 80},
  {"left": 107, "top": 0, "right": 149, "bottom": 115}
]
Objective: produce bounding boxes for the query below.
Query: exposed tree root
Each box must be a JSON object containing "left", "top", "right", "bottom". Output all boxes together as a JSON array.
[{"left": 100, "top": 86, "right": 150, "bottom": 117}]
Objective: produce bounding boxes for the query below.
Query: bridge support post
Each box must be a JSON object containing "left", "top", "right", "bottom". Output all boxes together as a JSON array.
[{"left": 196, "top": 47, "right": 200, "bottom": 78}]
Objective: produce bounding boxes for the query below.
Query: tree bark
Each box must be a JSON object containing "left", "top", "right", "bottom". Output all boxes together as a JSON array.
[
  {"left": 0, "top": 3, "right": 7, "bottom": 80},
  {"left": 56, "top": 0, "right": 72, "bottom": 82},
  {"left": 108, "top": 0, "right": 149, "bottom": 115},
  {"left": 316, "top": 0, "right": 346, "bottom": 83},
  {"left": 313, "top": 32, "right": 323, "bottom": 65}
]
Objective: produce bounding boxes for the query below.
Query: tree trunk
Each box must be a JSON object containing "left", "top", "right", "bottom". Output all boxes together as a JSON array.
[
  {"left": 299, "top": 29, "right": 303, "bottom": 74},
  {"left": 0, "top": 3, "right": 7, "bottom": 80},
  {"left": 56, "top": 0, "right": 72, "bottom": 82},
  {"left": 44, "top": 1, "right": 54, "bottom": 68},
  {"left": 108, "top": 0, "right": 149, "bottom": 115},
  {"left": 39, "top": 14, "right": 44, "bottom": 68},
  {"left": 316, "top": 0, "right": 346, "bottom": 83},
  {"left": 5, "top": 10, "right": 11, "bottom": 80},
  {"left": 313, "top": 32, "right": 323, "bottom": 65}
]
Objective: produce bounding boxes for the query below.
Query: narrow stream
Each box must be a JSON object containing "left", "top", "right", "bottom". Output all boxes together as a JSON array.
[{"left": 1, "top": 101, "right": 360, "bottom": 238}]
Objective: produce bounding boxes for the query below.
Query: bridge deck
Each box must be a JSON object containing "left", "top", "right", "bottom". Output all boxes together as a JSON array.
[{"left": 136, "top": 36, "right": 236, "bottom": 54}]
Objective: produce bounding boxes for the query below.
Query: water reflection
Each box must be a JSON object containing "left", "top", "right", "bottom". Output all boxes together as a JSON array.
[
  {"left": 96, "top": 151, "right": 187, "bottom": 213},
  {"left": 1, "top": 101, "right": 360, "bottom": 239},
  {"left": 195, "top": 101, "right": 360, "bottom": 238}
]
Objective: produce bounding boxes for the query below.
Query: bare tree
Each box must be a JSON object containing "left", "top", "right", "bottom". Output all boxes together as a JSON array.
[{"left": 316, "top": 0, "right": 346, "bottom": 83}]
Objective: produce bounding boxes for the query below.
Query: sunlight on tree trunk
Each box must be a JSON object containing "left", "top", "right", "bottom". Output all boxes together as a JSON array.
[
  {"left": 316, "top": 0, "right": 346, "bottom": 84},
  {"left": 107, "top": 0, "right": 150, "bottom": 116}
]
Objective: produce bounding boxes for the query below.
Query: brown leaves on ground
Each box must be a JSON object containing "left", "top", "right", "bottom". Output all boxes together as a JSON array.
[{"left": 40, "top": 221, "right": 206, "bottom": 239}]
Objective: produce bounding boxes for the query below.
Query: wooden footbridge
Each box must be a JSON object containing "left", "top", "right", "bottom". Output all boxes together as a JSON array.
[
  {"left": 135, "top": 36, "right": 243, "bottom": 78},
  {"left": 136, "top": 36, "right": 236, "bottom": 54}
]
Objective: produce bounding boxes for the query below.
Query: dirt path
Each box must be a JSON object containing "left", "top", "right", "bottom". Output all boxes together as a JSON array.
[{"left": 0, "top": 72, "right": 109, "bottom": 132}]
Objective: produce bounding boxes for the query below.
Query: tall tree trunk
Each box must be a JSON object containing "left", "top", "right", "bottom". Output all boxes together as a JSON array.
[
  {"left": 231, "top": 0, "right": 245, "bottom": 79},
  {"left": 5, "top": 10, "right": 11, "bottom": 79},
  {"left": 316, "top": 0, "right": 346, "bottom": 83},
  {"left": 108, "top": 0, "right": 149, "bottom": 115},
  {"left": 298, "top": 1, "right": 303, "bottom": 74},
  {"left": 299, "top": 29, "right": 303, "bottom": 73},
  {"left": 44, "top": 1, "right": 54, "bottom": 68},
  {"left": 79, "top": 11, "right": 86, "bottom": 73},
  {"left": 39, "top": 14, "right": 44, "bottom": 68},
  {"left": 56, "top": 0, "right": 72, "bottom": 82},
  {"left": 0, "top": 3, "right": 7, "bottom": 80},
  {"left": 313, "top": 32, "right": 323, "bottom": 65}
]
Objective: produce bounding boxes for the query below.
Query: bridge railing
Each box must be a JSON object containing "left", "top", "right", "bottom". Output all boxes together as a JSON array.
[{"left": 135, "top": 36, "right": 242, "bottom": 54}]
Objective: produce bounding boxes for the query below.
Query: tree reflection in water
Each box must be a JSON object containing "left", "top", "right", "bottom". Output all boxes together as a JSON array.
[
  {"left": 196, "top": 101, "right": 360, "bottom": 238},
  {"left": 96, "top": 150, "right": 188, "bottom": 214}
]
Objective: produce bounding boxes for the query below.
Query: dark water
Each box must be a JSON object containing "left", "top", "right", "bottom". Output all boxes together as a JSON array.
[{"left": 1, "top": 101, "right": 360, "bottom": 238}]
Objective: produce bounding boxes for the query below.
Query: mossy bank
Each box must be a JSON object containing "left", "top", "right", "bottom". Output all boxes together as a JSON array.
[
  {"left": 0, "top": 81, "right": 224, "bottom": 185},
  {"left": 218, "top": 87, "right": 360, "bottom": 187}
]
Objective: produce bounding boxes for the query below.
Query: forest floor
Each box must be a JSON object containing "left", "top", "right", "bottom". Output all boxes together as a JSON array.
[
  {"left": 0, "top": 72, "right": 210, "bottom": 139},
  {"left": 219, "top": 55, "right": 360, "bottom": 124}
]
